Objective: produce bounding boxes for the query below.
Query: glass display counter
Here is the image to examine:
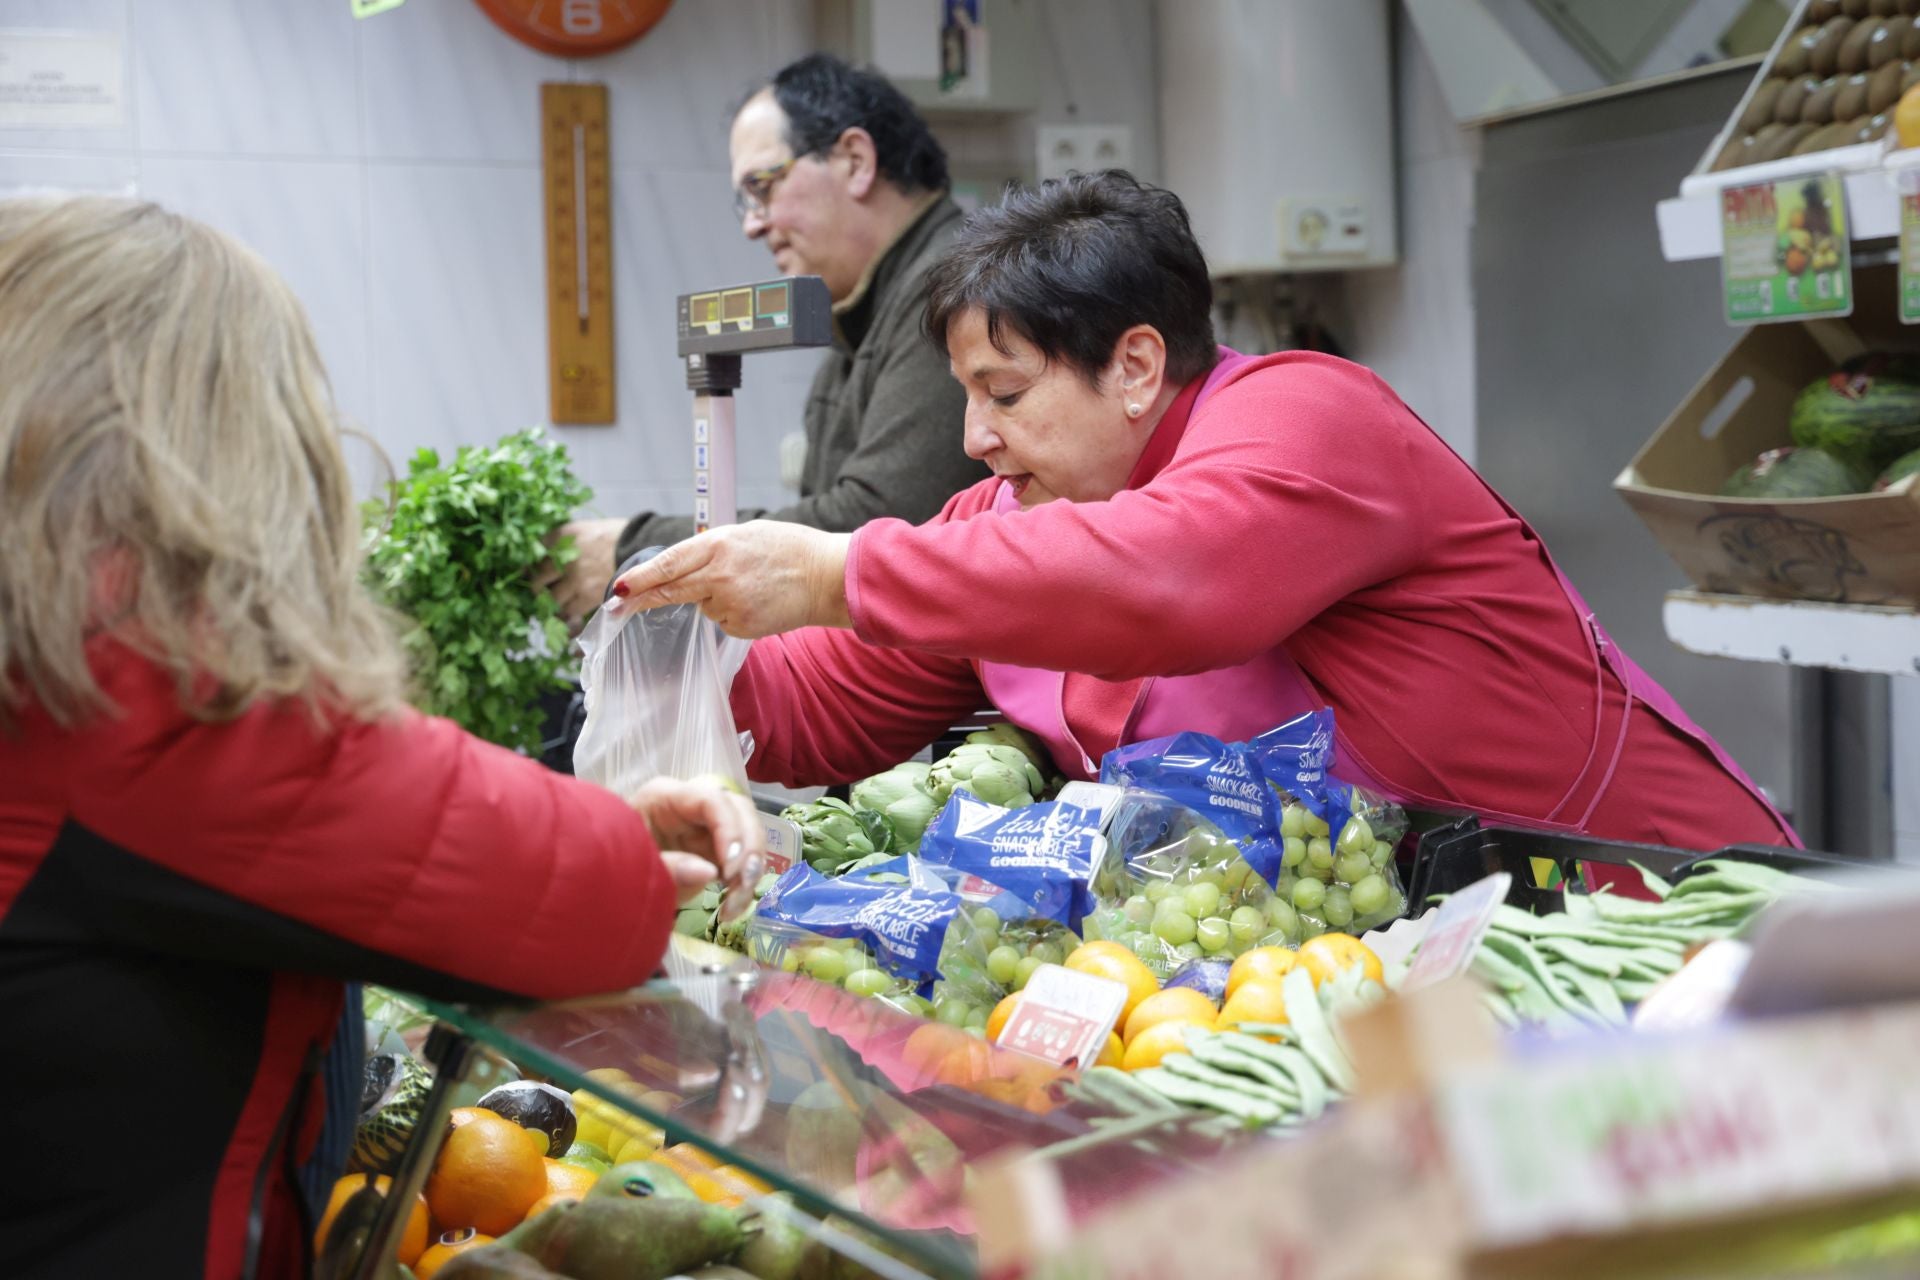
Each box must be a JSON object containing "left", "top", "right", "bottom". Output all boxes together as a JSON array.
[{"left": 348, "top": 942, "right": 1250, "bottom": 1280}]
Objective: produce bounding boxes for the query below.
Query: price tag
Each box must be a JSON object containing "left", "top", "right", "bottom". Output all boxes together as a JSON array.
[
  {"left": 1902, "top": 187, "right": 1920, "bottom": 325},
  {"left": 1402, "top": 872, "right": 1510, "bottom": 992},
  {"left": 758, "top": 812, "right": 800, "bottom": 875},
  {"left": 1720, "top": 173, "right": 1852, "bottom": 325},
  {"left": 994, "top": 964, "right": 1125, "bottom": 1068}
]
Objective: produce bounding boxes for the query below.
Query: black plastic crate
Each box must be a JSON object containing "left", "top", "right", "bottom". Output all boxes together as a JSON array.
[{"left": 1403, "top": 815, "right": 1872, "bottom": 916}]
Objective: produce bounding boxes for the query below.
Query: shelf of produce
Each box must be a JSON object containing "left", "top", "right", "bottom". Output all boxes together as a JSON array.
[
  {"left": 1656, "top": 141, "right": 1903, "bottom": 264},
  {"left": 1663, "top": 589, "right": 1920, "bottom": 675}
]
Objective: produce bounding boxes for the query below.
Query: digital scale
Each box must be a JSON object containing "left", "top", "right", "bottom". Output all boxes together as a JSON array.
[{"left": 675, "top": 275, "right": 833, "bottom": 532}]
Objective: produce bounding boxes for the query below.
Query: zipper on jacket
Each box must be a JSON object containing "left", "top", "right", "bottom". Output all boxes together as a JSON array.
[{"left": 243, "top": 1039, "right": 322, "bottom": 1279}]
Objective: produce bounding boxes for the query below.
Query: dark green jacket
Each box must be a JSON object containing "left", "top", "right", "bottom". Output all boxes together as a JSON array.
[{"left": 616, "top": 195, "right": 984, "bottom": 560}]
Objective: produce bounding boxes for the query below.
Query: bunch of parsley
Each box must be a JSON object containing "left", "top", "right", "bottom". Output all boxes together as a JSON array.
[{"left": 362, "top": 426, "right": 591, "bottom": 753}]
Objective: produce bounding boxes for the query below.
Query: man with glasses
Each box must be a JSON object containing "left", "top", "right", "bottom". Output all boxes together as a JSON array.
[{"left": 549, "top": 54, "right": 985, "bottom": 622}]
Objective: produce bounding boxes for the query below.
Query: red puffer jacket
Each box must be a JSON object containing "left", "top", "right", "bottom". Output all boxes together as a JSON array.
[{"left": 0, "top": 643, "right": 676, "bottom": 1278}]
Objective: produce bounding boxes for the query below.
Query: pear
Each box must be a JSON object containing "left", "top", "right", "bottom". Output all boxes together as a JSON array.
[
  {"left": 530, "top": 1197, "right": 757, "bottom": 1280},
  {"left": 434, "top": 1244, "right": 566, "bottom": 1278},
  {"left": 587, "top": 1159, "right": 701, "bottom": 1203}
]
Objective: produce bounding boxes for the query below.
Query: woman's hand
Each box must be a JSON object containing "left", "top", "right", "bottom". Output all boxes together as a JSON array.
[
  {"left": 609, "top": 521, "right": 853, "bottom": 639},
  {"left": 629, "top": 776, "right": 765, "bottom": 907}
]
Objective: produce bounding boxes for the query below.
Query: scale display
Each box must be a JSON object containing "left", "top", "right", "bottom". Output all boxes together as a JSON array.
[{"left": 677, "top": 275, "right": 832, "bottom": 356}]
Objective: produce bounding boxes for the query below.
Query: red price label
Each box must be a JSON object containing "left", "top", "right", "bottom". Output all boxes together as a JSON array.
[{"left": 995, "top": 964, "right": 1126, "bottom": 1068}]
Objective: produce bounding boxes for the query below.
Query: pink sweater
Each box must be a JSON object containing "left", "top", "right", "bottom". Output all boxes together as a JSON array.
[{"left": 733, "top": 352, "right": 1787, "bottom": 851}]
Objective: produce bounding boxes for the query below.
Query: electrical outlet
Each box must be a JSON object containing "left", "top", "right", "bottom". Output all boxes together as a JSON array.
[{"left": 1035, "top": 125, "right": 1134, "bottom": 183}]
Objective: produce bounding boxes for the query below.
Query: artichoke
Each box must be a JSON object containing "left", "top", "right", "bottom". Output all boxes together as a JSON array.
[
  {"left": 926, "top": 742, "right": 1045, "bottom": 809},
  {"left": 780, "top": 797, "right": 895, "bottom": 875},
  {"left": 849, "top": 761, "right": 941, "bottom": 851}
]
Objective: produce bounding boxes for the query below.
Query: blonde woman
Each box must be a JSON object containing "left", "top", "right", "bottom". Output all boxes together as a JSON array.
[{"left": 0, "top": 196, "right": 762, "bottom": 1278}]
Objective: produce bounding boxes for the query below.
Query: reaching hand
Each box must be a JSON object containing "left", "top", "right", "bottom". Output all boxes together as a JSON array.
[
  {"left": 628, "top": 776, "right": 765, "bottom": 907},
  {"left": 538, "top": 517, "right": 627, "bottom": 625},
  {"left": 608, "top": 521, "right": 853, "bottom": 639}
]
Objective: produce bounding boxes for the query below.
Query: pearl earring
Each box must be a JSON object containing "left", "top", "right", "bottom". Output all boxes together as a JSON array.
[{"left": 1126, "top": 403, "right": 1143, "bottom": 418}]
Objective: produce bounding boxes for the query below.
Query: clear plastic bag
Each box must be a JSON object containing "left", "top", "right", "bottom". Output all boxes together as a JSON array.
[
  {"left": 1081, "top": 788, "right": 1296, "bottom": 981},
  {"left": 1250, "top": 711, "right": 1409, "bottom": 936},
  {"left": 572, "top": 584, "right": 752, "bottom": 798}
]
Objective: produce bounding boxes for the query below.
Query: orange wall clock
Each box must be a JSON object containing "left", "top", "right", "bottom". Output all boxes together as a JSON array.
[{"left": 472, "top": 0, "right": 674, "bottom": 57}]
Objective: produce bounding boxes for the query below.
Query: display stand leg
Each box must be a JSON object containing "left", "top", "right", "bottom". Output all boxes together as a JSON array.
[{"left": 350, "top": 1024, "right": 479, "bottom": 1280}]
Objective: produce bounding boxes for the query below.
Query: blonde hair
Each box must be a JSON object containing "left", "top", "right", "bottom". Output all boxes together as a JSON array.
[{"left": 0, "top": 195, "right": 405, "bottom": 729}]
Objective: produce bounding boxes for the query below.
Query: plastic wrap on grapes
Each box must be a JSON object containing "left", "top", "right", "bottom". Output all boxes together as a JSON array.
[
  {"left": 1083, "top": 788, "right": 1295, "bottom": 981},
  {"left": 747, "top": 858, "right": 1005, "bottom": 1028},
  {"left": 1250, "top": 709, "right": 1410, "bottom": 935}
]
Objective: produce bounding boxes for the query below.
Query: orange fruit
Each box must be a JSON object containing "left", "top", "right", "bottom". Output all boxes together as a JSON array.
[
  {"left": 447, "top": 1106, "right": 501, "bottom": 1130},
  {"left": 1064, "top": 944, "right": 1161, "bottom": 1025},
  {"left": 521, "top": 1191, "right": 579, "bottom": 1221},
  {"left": 986, "top": 992, "right": 1023, "bottom": 1042},
  {"left": 1095, "top": 1032, "right": 1124, "bottom": 1068},
  {"left": 934, "top": 1036, "right": 995, "bottom": 1087},
  {"left": 903, "top": 1023, "right": 968, "bottom": 1079},
  {"left": 1898, "top": 82, "right": 1920, "bottom": 149},
  {"left": 1122, "top": 987, "right": 1217, "bottom": 1045},
  {"left": 647, "top": 1146, "right": 764, "bottom": 1206},
  {"left": 1216, "top": 980, "right": 1290, "bottom": 1030},
  {"left": 1296, "top": 934, "right": 1383, "bottom": 988},
  {"left": 314, "top": 1174, "right": 428, "bottom": 1266},
  {"left": 1226, "top": 947, "right": 1298, "bottom": 1000},
  {"left": 414, "top": 1228, "right": 494, "bottom": 1278},
  {"left": 543, "top": 1157, "right": 600, "bottom": 1201},
  {"left": 1122, "top": 1018, "right": 1204, "bottom": 1071},
  {"left": 425, "top": 1112, "right": 547, "bottom": 1235}
]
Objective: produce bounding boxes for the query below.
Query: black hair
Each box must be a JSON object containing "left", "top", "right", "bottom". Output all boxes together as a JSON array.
[
  {"left": 767, "top": 54, "right": 948, "bottom": 194},
  {"left": 924, "top": 170, "right": 1217, "bottom": 387}
]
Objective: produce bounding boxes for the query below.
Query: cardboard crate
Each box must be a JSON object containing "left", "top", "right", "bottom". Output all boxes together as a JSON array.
[{"left": 1615, "top": 266, "right": 1920, "bottom": 606}]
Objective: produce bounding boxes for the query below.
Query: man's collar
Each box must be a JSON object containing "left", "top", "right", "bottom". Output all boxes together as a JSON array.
[{"left": 831, "top": 190, "right": 952, "bottom": 348}]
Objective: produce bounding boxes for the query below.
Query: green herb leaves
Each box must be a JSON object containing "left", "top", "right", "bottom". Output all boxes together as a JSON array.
[{"left": 362, "top": 427, "right": 591, "bottom": 753}]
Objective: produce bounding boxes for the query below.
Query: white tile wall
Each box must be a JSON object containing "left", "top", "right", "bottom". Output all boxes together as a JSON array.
[
  {"left": 1342, "top": 15, "right": 1479, "bottom": 462},
  {"left": 134, "top": 0, "right": 359, "bottom": 158},
  {"left": 0, "top": 0, "right": 821, "bottom": 527},
  {"left": 137, "top": 156, "right": 372, "bottom": 422}
]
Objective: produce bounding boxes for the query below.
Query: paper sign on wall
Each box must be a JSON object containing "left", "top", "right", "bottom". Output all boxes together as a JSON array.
[{"left": 0, "top": 31, "right": 123, "bottom": 130}]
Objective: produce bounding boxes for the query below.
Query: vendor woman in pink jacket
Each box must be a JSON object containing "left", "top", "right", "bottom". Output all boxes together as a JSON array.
[{"left": 612, "top": 170, "right": 1797, "bottom": 853}]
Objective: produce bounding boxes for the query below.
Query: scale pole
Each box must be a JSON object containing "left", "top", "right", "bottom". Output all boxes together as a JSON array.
[
  {"left": 695, "top": 390, "right": 738, "bottom": 531},
  {"left": 685, "top": 351, "right": 742, "bottom": 533}
]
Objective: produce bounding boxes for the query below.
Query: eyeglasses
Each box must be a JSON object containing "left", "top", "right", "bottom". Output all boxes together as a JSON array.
[{"left": 732, "top": 156, "right": 801, "bottom": 223}]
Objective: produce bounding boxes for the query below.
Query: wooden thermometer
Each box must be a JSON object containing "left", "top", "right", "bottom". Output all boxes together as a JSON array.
[{"left": 541, "top": 83, "right": 615, "bottom": 424}]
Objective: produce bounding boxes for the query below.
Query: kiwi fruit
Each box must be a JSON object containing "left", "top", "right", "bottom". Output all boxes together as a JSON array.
[
  {"left": 1837, "top": 69, "right": 1876, "bottom": 116},
  {"left": 1863, "top": 110, "right": 1894, "bottom": 139},
  {"left": 1873, "top": 0, "right": 1901, "bottom": 14},
  {"left": 1739, "top": 78, "right": 1787, "bottom": 132},
  {"left": 1775, "top": 73, "right": 1821, "bottom": 121},
  {"left": 1712, "top": 134, "right": 1760, "bottom": 171},
  {"left": 1904, "top": 0, "right": 1920, "bottom": 15},
  {"left": 1794, "top": 121, "right": 1855, "bottom": 153},
  {"left": 1751, "top": 122, "right": 1800, "bottom": 161},
  {"left": 1803, "top": 74, "right": 1844, "bottom": 122},
  {"left": 1903, "top": 60, "right": 1920, "bottom": 92},
  {"left": 1870, "top": 56, "right": 1908, "bottom": 110},
  {"left": 1873, "top": 15, "right": 1912, "bottom": 64},
  {"left": 1840, "top": 17, "right": 1881, "bottom": 72},
  {"left": 1774, "top": 122, "right": 1822, "bottom": 157},
  {"left": 1778, "top": 25, "right": 1820, "bottom": 76},
  {"left": 1844, "top": 0, "right": 1872, "bottom": 17},
  {"left": 1808, "top": 0, "right": 1842, "bottom": 16},
  {"left": 1812, "top": 16, "right": 1858, "bottom": 73}
]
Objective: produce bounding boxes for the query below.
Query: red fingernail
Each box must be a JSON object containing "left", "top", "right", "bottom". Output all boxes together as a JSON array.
[{"left": 611, "top": 581, "right": 629, "bottom": 598}]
